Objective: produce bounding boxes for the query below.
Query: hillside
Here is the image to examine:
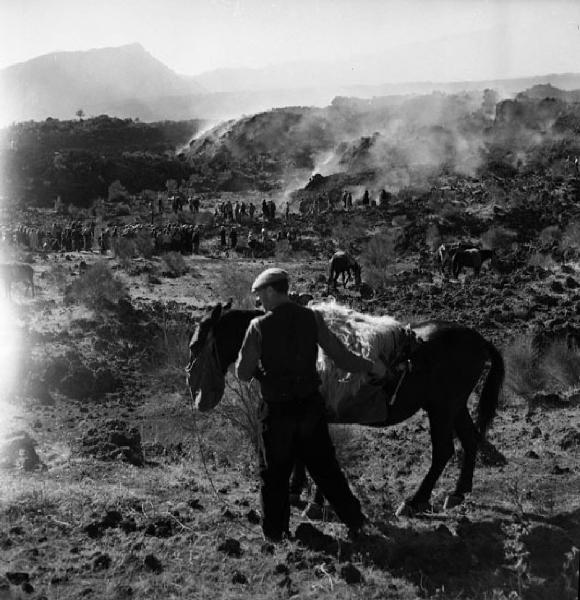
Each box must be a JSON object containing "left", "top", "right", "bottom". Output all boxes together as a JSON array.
[
  {"left": 4, "top": 84, "right": 580, "bottom": 209},
  {"left": 0, "top": 116, "right": 203, "bottom": 206}
]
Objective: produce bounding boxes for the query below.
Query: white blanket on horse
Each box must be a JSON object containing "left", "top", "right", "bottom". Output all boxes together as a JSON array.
[{"left": 311, "top": 301, "right": 402, "bottom": 423}]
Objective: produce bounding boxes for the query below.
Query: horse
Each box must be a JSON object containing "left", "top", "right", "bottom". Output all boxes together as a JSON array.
[
  {"left": 0, "top": 263, "right": 35, "bottom": 297},
  {"left": 328, "top": 251, "right": 361, "bottom": 290},
  {"left": 187, "top": 303, "right": 504, "bottom": 516},
  {"left": 435, "top": 242, "right": 473, "bottom": 275},
  {"left": 452, "top": 248, "right": 493, "bottom": 278}
]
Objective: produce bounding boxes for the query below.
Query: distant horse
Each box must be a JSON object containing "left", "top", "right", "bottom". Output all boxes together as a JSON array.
[
  {"left": 187, "top": 303, "right": 504, "bottom": 516},
  {"left": 0, "top": 263, "right": 35, "bottom": 297},
  {"left": 328, "top": 251, "right": 361, "bottom": 289},
  {"left": 452, "top": 249, "right": 493, "bottom": 278},
  {"left": 435, "top": 242, "right": 473, "bottom": 275}
]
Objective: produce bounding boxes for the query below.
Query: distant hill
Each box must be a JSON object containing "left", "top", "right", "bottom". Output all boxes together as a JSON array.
[
  {"left": 5, "top": 43, "right": 580, "bottom": 126},
  {"left": 0, "top": 43, "right": 205, "bottom": 124}
]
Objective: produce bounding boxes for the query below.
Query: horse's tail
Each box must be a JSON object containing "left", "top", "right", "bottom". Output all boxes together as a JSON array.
[{"left": 476, "top": 340, "right": 504, "bottom": 437}]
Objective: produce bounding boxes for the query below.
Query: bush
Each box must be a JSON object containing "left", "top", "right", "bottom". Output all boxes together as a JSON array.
[
  {"left": 481, "top": 226, "right": 518, "bottom": 250},
  {"left": 425, "top": 222, "right": 441, "bottom": 252},
  {"left": 65, "top": 261, "right": 128, "bottom": 308},
  {"left": 218, "top": 377, "right": 262, "bottom": 457},
  {"left": 561, "top": 220, "right": 580, "bottom": 253},
  {"left": 217, "top": 264, "right": 260, "bottom": 309},
  {"left": 112, "top": 236, "right": 136, "bottom": 260},
  {"left": 527, "top": 252, "right": 557, "bottom": 270},
  {"left": 539, "top": 225, "right": 562, "bottom": 245},
  {"left": 541, "top": 340, "right": 580, "bottom": 390},
  {"left": 504, "top": 335, "right": 544, "bottom": 400},
  {"left": 360, "top": 232, "right": 398, "bottom": 289},
  {"left": 505, "top": 335, "right": 580, "bottom": 400},
  {"left": 134, "top": 231, "right": 155, "bottom": 258},
  {"left": 161, "top": 252, "right": 187, "bottom": 277}
]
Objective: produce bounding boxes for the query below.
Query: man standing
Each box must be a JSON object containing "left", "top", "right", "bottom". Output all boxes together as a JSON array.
[
  {"left": 229, "top": 226, "right": 238, "bottom": 250},
  {"left": 235, "top": 268, "right": 385, "bottom": 542}
]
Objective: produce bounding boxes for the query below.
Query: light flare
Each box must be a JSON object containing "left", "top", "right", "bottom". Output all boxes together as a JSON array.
[{"left": 0, "top": 295, "right": 24, "bottom": 439}]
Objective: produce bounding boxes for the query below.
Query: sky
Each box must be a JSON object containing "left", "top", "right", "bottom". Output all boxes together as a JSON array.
[{"left": 1, "top": 0, "right": 580, "bottom": 82}]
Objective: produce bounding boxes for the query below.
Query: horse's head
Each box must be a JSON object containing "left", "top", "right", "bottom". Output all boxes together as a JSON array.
[{"left": 187, "top": 304, "right": 261, "bottom": 411}]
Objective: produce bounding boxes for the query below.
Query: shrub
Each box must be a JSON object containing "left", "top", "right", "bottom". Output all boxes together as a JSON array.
[
  {"left": 134, "top": 231, "right": 155, "bottom": 259},
  {"left": 481, "top": 226, "right": 518, "bottom": 250},
  {"left": 561, "top": 220, "right": 580, "bottom": 253},
  {"left": 504, "top": 335, "right": 545, "bottom": 400},
  {"left": 218, "top": 377, "right": 262, "bottom": 457},
  {"left": 527, "top": 252, "right": 557, "bottom": 270},
  {"left": 359, "top": 232, "right": 398, "bottom": 289},
  {"left": 111, "top": 236, "right": 136, "bottom": 260},
  {"left": 217, "top": 264, "right": 260, "bottom": 309},
  {"left": 541, "top": 340, "right": 580, "bottom": 390},
  {"left": 425, "top": 222, "right": 441, "bottom": 252},
  {"left": 65, "top": 261, "right": 128, "bottom": 309},
  {"left": 151, "top": 308, "right": 193, "bottom": 389},
  {"left": 161, "top": 252, "right": 187, "bottom": 277},
  {"left": 539, "top": 225, "right": 562, "bottom": 245}
]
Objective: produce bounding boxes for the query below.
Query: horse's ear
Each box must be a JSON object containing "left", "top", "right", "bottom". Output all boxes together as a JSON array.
[
  {"left": 210, "top": 303, "right": 222, "bottom": 323},
  {"left": 223, "top": 297, "right": 233, "bottom": 312}
]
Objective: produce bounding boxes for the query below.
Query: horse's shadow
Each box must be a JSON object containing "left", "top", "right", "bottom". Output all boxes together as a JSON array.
[{"left": 295, "top": 506, "right": 580, "bottom": 597}]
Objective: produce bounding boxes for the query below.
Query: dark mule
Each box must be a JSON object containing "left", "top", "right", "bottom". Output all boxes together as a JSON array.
[
  {"left": 187, "top": 304, "right": 504, "bottom": 515},
  {"left": 452, "top": 248, "right": 493, "bottom": 278},
  {"left": 0, "top": 263, "right": 35, "bottom": 298},
  {"left": 328, "top": 251, "right": 361, "bottom": 290}
]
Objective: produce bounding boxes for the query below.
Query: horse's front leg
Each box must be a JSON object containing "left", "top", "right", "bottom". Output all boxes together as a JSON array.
[{"left": 396, "top": 411, "right": 454, "bottom": 516}]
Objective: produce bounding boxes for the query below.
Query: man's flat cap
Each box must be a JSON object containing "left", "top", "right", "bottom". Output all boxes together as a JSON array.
[{"left": 251, "top": 268, "right": 289, "bottom": 292}]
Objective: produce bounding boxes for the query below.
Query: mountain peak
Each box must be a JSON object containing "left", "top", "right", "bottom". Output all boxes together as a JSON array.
[{"left": 0, "top": 44, "right": 205, "bottom": 123}]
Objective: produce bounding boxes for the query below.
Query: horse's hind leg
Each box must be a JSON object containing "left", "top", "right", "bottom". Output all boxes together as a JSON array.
[
  {"left": 396, "top": 411, "right": 454, "bottom": 516},
  {"left": 445, "top": 406, "right": 480, "bottom": 509}
]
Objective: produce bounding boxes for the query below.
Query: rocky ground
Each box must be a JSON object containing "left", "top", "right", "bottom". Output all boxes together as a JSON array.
[{"left": 0, "top": 195, "right": 579, "bottom": 599}]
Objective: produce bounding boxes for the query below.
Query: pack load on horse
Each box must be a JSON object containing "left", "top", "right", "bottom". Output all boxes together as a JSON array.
[
  {"left": 186, "top": 300, "right": 504, "bottom": 516},
  {"left": 328, "top": 251, "right": 361, "bottom": 290},
  {"left": 0, "top": 263, "right": 35, "bottom": 297}
]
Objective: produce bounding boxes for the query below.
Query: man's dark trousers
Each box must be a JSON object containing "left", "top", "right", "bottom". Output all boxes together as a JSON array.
[{"left": 259, "top": 395, "right": 365, "bottom": 540}]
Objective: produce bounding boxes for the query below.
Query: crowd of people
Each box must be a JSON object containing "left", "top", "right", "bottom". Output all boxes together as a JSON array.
[{"left": 2, "top": 195, "right": 301, "bottom": 258}]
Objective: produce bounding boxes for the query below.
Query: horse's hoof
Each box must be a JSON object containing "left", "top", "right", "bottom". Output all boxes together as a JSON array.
[
  {"left": 443, "top": 494, "right": 465, "bottom": 510},
  {"left": 301, "top": 502, "right": 324, "bottom": 520},
  {"left": 395, "top": 500, "right": 431, "bottom": 517}
]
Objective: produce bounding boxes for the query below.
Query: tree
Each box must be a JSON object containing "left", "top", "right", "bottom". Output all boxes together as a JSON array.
[{"left": 76, "top": 109, "right": 85, "bottom": 121}]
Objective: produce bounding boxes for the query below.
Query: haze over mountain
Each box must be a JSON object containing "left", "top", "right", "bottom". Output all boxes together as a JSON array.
[
  {"left": 4, "top": 43, "right": 580, "bottom": 126},
  {"left": 0, "top": 43, "right": 205, "bottom": 124}
]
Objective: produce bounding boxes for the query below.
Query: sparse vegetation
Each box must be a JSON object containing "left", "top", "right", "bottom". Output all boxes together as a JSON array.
[
  {"left": 505, "top": 334, "right": 580, "bottom": 400},
  {"left": 360, "top": 231, "right": 398, "bottom": 289},
  {"left": 161, "top": 252, "right": 188, "bottom": 277},
  {"left": 217, "top": 264, "right": 260, "bottom": 309},
  {"left": 64, "top": 261, "right": 128, "bottom": 308}
]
